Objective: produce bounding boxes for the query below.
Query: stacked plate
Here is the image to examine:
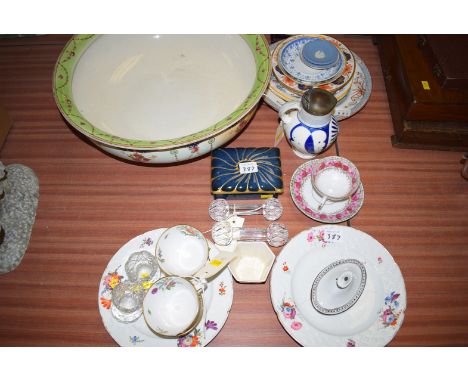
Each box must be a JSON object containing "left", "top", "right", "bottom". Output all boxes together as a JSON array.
[{"left": 264, "top": 35, "right": 372, "bottom": 121}]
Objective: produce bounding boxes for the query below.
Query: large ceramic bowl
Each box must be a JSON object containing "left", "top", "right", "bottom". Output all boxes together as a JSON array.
[{"left": 53, "top": 35, "right": 271, "bottom": 163}]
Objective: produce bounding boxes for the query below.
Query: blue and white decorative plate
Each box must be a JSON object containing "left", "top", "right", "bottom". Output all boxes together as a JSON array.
[{"left": 279, "top": 37, "right": 345, "bottom": 85}]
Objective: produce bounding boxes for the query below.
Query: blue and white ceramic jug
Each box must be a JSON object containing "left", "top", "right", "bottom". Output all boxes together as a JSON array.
[{"left": 279, "top": 89, "right": 339, "bottom": 159}]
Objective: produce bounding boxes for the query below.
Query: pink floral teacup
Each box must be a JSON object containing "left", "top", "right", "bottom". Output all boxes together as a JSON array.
[{"left": 311, "top": 156, "right": 360, "bottom": 210}]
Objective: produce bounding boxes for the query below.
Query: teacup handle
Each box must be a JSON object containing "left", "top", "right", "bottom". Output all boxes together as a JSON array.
[
  {"left": 185, "top": 276, "right": 208, "bottom": 294},
  {"left": 318, "top": 195, "right": 328, "bottom": 211},
  {"left": 279, "top": 101, "right": 300, "bottom": 125}
]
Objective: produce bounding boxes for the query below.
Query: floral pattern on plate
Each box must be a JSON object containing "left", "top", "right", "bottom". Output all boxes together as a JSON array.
[
  {"left": 99, "top": 267, "right": 124, "bottom": 310},
  {"left": 176, "top": 320, "right": 220, "bottom": 347},
  {"left": 380, "top": 291, "right": 402, "bottom": 328},
  {"left": 270, "top": 226, "right": 406, "bottom": 346},
  {"left": 97, "top": 228, "right": 233, "bottom": 347},
  {"left": 218, "top": 281, "right": 227, "bottom": 296},
  {"left": 290, "top": 160, "right": 364, "bottom": 223},
  {"left": 279, "top": 299, "right": 303, "bottom": 331}
]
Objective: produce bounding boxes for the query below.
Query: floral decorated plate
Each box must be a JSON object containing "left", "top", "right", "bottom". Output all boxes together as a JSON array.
[
  {"left": 269, "top": 66, "right": 352, "bottom": 104},
  {"left": 290, "top": 160, "right": 364, "bottom": 223},
  {"left": 98, "top": 228, "right": 233, "bottom": 347},
  {"left": 272, "top": 35, "right": 355, "bottom": 95},
  {"left": 264, "top": 43, "right": 372, "bottom": 122},
  {"left": 270, "top": 225, "right": 406, "bottom": 346}
]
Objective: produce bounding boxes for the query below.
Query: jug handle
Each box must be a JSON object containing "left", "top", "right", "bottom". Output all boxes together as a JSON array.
[{"left": 279, "top": 101, "right": 300, "bottom": 125}]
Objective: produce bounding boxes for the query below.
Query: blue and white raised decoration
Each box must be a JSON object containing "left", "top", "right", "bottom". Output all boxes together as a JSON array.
[{"left": 279, "top": 92, "right": 339, "bottom": 159}]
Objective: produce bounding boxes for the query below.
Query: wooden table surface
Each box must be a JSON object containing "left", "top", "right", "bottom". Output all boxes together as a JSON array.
[{"left": 0, "top": 34, "right": 467, "bottom": 347}]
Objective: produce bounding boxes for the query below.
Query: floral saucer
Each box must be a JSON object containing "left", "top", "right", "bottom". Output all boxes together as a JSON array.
[
  {"left": 290, "top": 160, "right": 364, "bottom": 223},
  {"left": 98, "top": 228, "right": 233, "bottom": 347},
  {"left": 272, "top": 35, "right": 356, "bottom": 95},
  {"left": 264, "top": 43, "right": 372, "bottom": 122},
  {"left": 270, "top": 225, "right": 406, "bottom": 346}
]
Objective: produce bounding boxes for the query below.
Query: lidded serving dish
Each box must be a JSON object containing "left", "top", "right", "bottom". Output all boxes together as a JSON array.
[
  {"left": 270, "top": 225, "right": 406, "bottom": 346},
  {"left": 53, "top": 35, "right": 271, "bottom": 164}
]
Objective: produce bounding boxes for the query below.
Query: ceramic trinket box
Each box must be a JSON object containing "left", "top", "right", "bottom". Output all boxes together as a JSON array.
[{"left": 211, "top": 147, "right": 284, "bottom": 199}]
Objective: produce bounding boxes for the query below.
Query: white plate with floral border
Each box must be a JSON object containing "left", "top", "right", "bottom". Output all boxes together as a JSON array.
[
  {"left": 290, "top": 160, "right": 364, "bottom": 223},
  {"left": 270, "top": 225, "right": 406, "bottom": 346},
  {"left": 98, "top": 228, "right": 233, "bottom": 347},
  {"left": 264, "top": 42, "right": 372, "bottom": 122}
]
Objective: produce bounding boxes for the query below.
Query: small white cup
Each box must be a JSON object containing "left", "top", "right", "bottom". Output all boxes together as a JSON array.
[
  {"left": 155, "top": 225, "right": 209, "bottom": 277},
  {"left": 143, "top": 276, "right": 206, "bottom": 337},
  {"left": 311, "top": 156, "right": 360, "bottom": 210}
]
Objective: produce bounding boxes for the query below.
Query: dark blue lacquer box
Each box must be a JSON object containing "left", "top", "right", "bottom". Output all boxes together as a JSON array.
[{"left": 211, "top": 147, "right": 284, "bottom": 199}]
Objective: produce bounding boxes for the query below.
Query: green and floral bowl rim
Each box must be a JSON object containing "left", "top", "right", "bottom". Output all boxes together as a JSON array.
[{"left": 53, "top": 34, "right": 271, "bottom": 150}]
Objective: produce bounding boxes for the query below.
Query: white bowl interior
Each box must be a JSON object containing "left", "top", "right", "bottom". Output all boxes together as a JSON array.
[
  {"left": 156, "top": 226, "right": 208, "bottom": 277},
  {"left": 143, "top": 277, "right": 199, "bottom": 336},
  {"left": 72, "top": 35, "right": 257, "bottom": 141},
  {"left": 228, "top": 242, "right": 275, "bottom": 283}
]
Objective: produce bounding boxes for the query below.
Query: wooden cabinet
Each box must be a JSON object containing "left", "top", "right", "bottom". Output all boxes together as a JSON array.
[{"left": 376, "top": 35, "right": 468, "bottom": 151}]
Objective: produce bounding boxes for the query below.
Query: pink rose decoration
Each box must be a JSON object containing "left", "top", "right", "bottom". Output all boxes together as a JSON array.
[
  {"left": 282, "top": 303, "right": 296, "bottom": 319},
  {"left": 291, "top": 321, "right": 302, "bottom": 330},
  {"left": 307, "top": 232, "right": 315, "bottom": 242}
]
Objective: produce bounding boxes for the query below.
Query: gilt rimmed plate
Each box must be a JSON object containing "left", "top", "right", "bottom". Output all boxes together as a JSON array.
[
  {"left": 264, "top": 44, "right": 372, "bottom": 122},
  {"left": 270, "top": 225, "right": 406, "bottom": 346},
  {"left": 269, "top": 67, "right": 352, "bottom": 104},
  {"left": 272, "top": 35, "right": 355, "bottom": 95},
  {"left": 98, "top": 228, "right": 233, "bottom": 347},
  {"left": 290, "top": 160, "right": 364, "bottom": 223}
]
